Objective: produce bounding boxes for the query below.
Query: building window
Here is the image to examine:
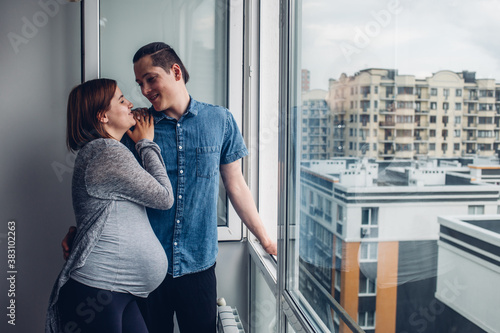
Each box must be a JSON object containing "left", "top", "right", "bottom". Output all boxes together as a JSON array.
[
  {"left": 337, "top": 205, "right": 344, "bottom": 235},
  {"left": 454, "top": 130, "right": 461, "bottom": 137},
  {"left": 335, "top": 238, "right": 342, "bottom": 258},
  {"left": 456, "top": 88, "right": 462, "bottom": 97},
  {"left": 454, "top": 143, "right": 460, "bottom": 151},
  {"left": 429, "top": 143, "right": 436, "bottom": 151},
  {"left": 359, "top": 242, "right": 378, "bottom": 261},
  {"left": 454, "top": 116, "right": 461, "bottom": 125},
  {"left": 359, "top": 273, "right": 376, "bottom": 295},
  {"left": 455, "top": 103, "right": 462, "bottom": 110},
  {"left": 431, "top": 102, "right": 437, "bottom": 110},
  {"left": 358, "top": 311, "right": 376, "bottom": 329},
  {"left": 443, "top": 88, "right": 449, "bottom": 97},
  {"left": 430, "top": 116, "right": 436, "bottom": 123},
  {"left": 468, "top": 205, "right": 485, "bottom": 215},
  {"left": 430, "top": 130, "right": 436, "bottom": 137},
  {"left": 361, "top": 208, "right": 379, "bottom": 238},
  {"left": 334, "top": 269, "right": 341, "bottom": 291},
  {"left": 431, "top": 88, "right": 438, "bottom": 96}
]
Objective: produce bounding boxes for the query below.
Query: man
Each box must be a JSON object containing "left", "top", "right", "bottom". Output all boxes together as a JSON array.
[{"left": 63, "top": 42, "right": 277, "bottom": 332}]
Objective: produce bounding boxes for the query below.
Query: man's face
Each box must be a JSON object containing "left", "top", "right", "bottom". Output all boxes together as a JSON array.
[{"left": 134, "top": 55, "right": 177, "bottom": 112}]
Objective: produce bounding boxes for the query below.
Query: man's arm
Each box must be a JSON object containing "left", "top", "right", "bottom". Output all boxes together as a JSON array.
[
  {"left": 220, "top": 160, "right": 277, "bottom": 256},
  {"left": 61, "top": 226, "right": 76, "bottom": 260}
]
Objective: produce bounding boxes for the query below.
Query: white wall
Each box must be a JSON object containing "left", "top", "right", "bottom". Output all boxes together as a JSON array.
[{"left": 0, "top": 1, "right": 249, "bottom": 332}]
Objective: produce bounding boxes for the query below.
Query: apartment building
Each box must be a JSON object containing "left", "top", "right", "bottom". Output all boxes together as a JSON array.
[
  {"left": 327, "top": 69, "right": 500, "bottom": 160},
  {"left": 298, "top": 158, "right": 498, "bottom": 332},
  {"left": 301, "top": 89, "right": 333, "bottom": 160}
]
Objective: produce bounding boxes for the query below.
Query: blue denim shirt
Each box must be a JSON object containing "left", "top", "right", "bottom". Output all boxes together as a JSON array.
[{"left": 123, "top": 98, "right": 248, "bottom": 277}]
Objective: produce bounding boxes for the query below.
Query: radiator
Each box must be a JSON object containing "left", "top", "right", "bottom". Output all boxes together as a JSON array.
[{"left": 217, "top": 305, "right": 245, "bottom": 333}]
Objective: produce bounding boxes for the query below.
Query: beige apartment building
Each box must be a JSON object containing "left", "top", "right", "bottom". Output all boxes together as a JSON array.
[{"left": 327, "top": 69, "right": 500, "bottom": 160}]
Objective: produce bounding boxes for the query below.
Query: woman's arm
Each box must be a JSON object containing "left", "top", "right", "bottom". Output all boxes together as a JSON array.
[{"left": 85, "top": 141, "right": 174, "bottom": 210}]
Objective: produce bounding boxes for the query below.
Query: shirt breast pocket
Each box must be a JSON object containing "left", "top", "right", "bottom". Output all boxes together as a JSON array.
[{"left": 196, "top": 146, "right": 220, "bottom": 178}]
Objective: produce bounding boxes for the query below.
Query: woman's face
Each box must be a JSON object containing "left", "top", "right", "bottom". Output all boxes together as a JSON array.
[{"left": 102, "top": 87, "right": 135, "bottom": 136}]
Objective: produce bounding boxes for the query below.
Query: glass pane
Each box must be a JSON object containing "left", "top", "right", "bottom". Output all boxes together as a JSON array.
[
  {"left": 99, "top": 0, "right": 229, "bottom": 227},
  {"left": 285, "top": 0, "right": 499, "bottom": 332},
  {"left": 250, "top": 259, "right": 277, "bottom": 333}
]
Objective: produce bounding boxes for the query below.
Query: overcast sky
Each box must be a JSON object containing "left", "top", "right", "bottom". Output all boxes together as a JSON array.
[{"left": 301, "top": 0, "right": 500, "bottom": 90}]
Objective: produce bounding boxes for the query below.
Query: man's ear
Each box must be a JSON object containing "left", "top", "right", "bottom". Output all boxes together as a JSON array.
[{"left": 171, "top": 64, "right": 182, "bottom": 81}]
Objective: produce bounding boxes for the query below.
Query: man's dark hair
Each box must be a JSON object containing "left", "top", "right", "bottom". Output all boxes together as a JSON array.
[{"left": 133, "top": 42, "right": 190, "bottom": 83}]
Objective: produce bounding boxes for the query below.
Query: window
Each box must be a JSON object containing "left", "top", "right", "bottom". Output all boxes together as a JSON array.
[
  {"left": 359, "top": 274, "right": 377, "bottom": 295},
  {"left": 279, "top": 1, "right": 500, "bottom": 332},
  {"left": 359, "top": 242, "right": 378, "bottom": 261},
  {"left": 468, "top": 205, "right": 484, "bottom": 215},
  {"left": 334, "top": 269, "right": 341, "bottom": 290},
  {"left": 361, "top": 208, "right": 379, "bottom": 238},
  {"left": 337, "top": 205, "right": 344, "bottom": 235},
  {"left": 430, "top": 130, "right": 436, "bottom": 137},
  {"left": 98, "top": 0, "right": 237, "bottom": 239},
  {"left": 358, "top": 311, "right": 376, "bottom": 329},
  {"left": 455, "top": 103, "right": 462, "bottom": 111}
]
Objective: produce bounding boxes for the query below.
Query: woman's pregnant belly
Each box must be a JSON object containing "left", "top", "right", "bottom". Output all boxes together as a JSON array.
[{"left": 71, "top": 201, "right": 168, "bottom": 297}]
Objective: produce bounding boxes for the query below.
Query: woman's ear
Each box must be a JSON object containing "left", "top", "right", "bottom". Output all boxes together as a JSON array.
[{"left": 98, "top": 112, "right": 109, "bottom": 124}]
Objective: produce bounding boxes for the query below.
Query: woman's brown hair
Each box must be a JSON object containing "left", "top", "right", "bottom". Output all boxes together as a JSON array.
[{"left": 66, "top": 78, "right": 117, "bottom": 151}]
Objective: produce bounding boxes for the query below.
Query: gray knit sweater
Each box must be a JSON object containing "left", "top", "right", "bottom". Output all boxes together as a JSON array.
[{"left": 46, "top": 138, "right": 173, "bottom": 333}]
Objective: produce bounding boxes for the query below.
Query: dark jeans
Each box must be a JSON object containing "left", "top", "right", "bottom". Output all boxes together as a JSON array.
[
  {"left": 57, "top": 278, "right": 148, "bottom": 333},
  {"left": 138, "top": 263, "right": 217, "bottom": 333}
]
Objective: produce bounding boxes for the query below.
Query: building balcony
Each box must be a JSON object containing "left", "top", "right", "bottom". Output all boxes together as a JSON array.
[
  {"left": 378, "top": 136, "right": 394, "bottom": 142},
  {"left": 414, "top": 134, "right": 429, "bottom": 141},
  {"left": 378, "top": 149, "right": 395, "bottom": 156},
  {"left": 415, "top": 148, "right": 429, "bottom": 155},
  {"left": 395, "top": 150, "right": 414, "bottom": 158},
  {"left": 379, "top": 121, "right": 395, "bottom": 127}
]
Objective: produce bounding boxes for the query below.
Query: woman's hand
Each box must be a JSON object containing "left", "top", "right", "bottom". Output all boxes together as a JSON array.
[{"left": 127, "top": 109, "right": 155, "bottom": 143}]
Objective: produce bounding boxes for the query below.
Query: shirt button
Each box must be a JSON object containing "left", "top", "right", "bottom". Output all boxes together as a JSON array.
[
  {"left": 178, "top": 195, "right": 182, "bottom": 199},
  {"left": 174, "top": 242, "right": 178, "bottom": 246},
  {"left": 180, "top": 170, "right": 184, "bottom": 174},
  {"left": 177, "top": 123, "right": 181, "bottom": 127},
  {"left": 176, "top": 220, "right": 180, "bottom": 224},
  {"left": 179, "top": 145, "right": 182, "bottom": 150}
]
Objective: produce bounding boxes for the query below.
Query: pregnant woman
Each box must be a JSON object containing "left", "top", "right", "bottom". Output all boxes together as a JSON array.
[{"left": 46, "top": 78, "right": 173, "bottom": 333}]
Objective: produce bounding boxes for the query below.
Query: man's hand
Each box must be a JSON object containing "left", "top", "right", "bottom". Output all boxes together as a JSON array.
[
  {"left": 62, "top": 226, "right": 76, "bottom": 260},
  {"left": 261, "top": 239, "right": 278, "bottom": 256}
]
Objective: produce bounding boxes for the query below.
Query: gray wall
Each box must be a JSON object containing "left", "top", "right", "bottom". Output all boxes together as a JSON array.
[{"left": 0, "top": 1, "right": 247, "bottom": 332}]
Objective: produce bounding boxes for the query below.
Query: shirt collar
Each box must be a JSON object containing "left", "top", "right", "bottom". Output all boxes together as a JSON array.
[{"left": 150, "top": 96, "right": 198, "bottom": 124}]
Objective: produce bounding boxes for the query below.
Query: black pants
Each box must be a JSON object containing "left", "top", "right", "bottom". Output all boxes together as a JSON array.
[
  {"left": 57, "top": 278, "right": 148, "bottom": 333},
  {"left": 138, "top": 263, "right": 217, "bottom": 333}
]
